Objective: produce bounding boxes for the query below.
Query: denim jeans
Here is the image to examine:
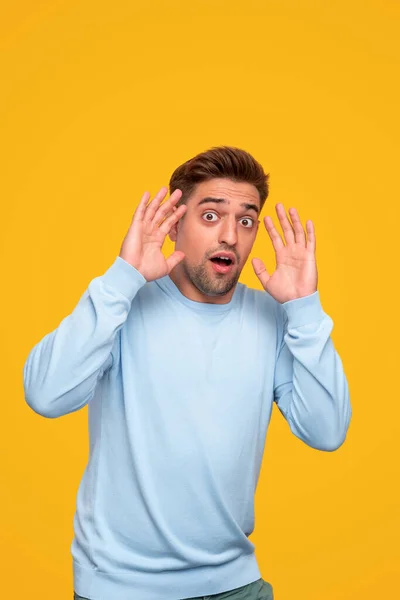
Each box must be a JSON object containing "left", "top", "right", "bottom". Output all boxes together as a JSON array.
[{"left": 73, "top": 577, "right": 274, "bottom": 599}]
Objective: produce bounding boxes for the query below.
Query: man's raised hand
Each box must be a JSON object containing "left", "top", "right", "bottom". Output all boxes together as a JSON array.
[{"left": 119, "top": 187, "right": 187, "bottom": 281}]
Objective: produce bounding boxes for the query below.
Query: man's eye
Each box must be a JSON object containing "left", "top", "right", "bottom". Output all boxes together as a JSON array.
[
  {"left": 240, "top": 217, "right": 254, "bottom": 228},
  {"left": 202, "top": 212, "right": 218, "bottom": 222}
]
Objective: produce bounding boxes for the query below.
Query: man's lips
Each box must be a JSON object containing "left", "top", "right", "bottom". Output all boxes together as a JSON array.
[
  {"left": 206, "top": 251, "right": 236, "bottom": 274},
  {"left": 210, "top": 260, "right": 235, "bottom": 274}
]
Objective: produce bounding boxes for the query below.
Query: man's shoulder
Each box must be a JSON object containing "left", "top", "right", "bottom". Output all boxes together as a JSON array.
[
  {"left": 237, "top": 281, "right": 281, "bottom": 324},
  {"left": 238, "top": 281, "right": 278, "bottom": 308}
]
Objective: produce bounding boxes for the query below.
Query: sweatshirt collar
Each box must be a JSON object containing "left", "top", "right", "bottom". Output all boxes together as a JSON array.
[{"left": 155, "top": 275, "right": 241, "bottom": 312}]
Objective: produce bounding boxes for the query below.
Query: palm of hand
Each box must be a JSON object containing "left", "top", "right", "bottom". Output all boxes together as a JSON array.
[
  {"left": 252, "top": 204, "right": 318, "bottom": 304},
  {"left": 139, "top": 221, "right": 173, "bottom": 279},
  {"left": 119, "top": 187, "right": 187, "bottom": 281}
]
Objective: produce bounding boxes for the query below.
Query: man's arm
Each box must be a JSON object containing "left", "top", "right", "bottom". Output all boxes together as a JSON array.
[
  {"left": 273, "top": 291, "right": 352, "bottom": 451},
  {"left": 23, "top": 257, "right": 146, "bottom": 418}
]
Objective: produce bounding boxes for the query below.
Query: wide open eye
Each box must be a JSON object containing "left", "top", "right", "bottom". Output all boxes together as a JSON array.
[
  {"left": 202, "top": 212, "right": 218, "bottom": 222},
  {"left": 240, "top": 217, "right": 254, "bottom": 228}
]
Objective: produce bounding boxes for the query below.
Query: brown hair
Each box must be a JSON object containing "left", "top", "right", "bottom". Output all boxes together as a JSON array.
[{"left": 169, "top": 146, "right": 270, "bottom": 211}]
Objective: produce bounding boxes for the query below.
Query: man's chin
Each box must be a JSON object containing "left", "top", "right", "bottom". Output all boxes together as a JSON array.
[
  {"left": 182, "top": 261, "right": 240, "bottom": 297},
  {"left": 198, "top": 273, "right": 240, "bottom": 297}
]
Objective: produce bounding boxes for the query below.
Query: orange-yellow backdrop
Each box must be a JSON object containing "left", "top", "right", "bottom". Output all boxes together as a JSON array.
[{"left": 1, "top": 1, "right": 399, "bottom": 599}]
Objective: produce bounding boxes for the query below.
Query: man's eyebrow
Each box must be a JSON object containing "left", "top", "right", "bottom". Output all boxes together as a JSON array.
[{"left": 197, "top": 197, "right": 260, "bottom": 215}]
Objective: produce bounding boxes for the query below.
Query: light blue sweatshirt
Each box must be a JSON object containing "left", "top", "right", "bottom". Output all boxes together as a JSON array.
[{"left": 23, "top": 256, "right": 351, "bottom": 600}]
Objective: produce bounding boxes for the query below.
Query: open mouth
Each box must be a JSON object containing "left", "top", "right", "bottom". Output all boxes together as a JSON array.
[
  {"left": 209, "top": 256, "right": 235, "bottom": 274},
  {"left": 210, "top": 257, "right": 233, "bottom": 267}
]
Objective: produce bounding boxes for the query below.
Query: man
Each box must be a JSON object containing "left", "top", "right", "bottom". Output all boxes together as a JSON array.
[{"left": 23, "top": 146, "right": 352, "bottom": 600}]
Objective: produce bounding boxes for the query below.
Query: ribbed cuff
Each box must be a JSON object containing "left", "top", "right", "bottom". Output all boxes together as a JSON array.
[
  {"left": 281, "top": 290, "right": 326, "bottom": 327},
  {"left": 101, "top": 256, "right": 147, "bottom": 301}
]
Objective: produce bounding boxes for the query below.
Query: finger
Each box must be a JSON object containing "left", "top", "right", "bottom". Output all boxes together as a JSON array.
[
  {"left": 166, "top": 250, "right": 185, "bottom": 273},
  {"left": 151, "top": 188, "right": 183, "bottom": 228},
  {"left": 132, "top": 191, "right": 151, "bottom": 223},
  {"left": 264, "top": 215, "right": 285, "bottom": 252},
  {"left": 252, "top": 257, "right": 271, "bottom": 290},
  {"left": 288, "top": 207, "right": 306, "bottom": 246},
  {"left": 306, "top": 219, "right": 316, "bottom": 253},
  {"left": 275, "top": 203, "right": 295, "bottom": 245},
  {"left": 158, "top": 203, "right": 187, "bottom": 234},
  {"left": 143, "top": 186, "right": 169, "bottom": 224}
]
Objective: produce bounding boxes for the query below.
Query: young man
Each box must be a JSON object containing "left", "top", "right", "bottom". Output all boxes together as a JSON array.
[{"left": 23, "top": 146, "right": 352, "bottom": 600}]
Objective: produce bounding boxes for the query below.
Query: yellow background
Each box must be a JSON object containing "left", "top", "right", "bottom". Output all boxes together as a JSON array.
[{"left": 1, "top": 1, "right": 399, "bottom": 598}]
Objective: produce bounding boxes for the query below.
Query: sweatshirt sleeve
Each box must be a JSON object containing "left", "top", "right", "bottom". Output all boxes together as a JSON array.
[
  {"left": 23, "top": 256, "right": 147, "bottom": 419},
  {"left": 273, "top": 290, "right": 352, "bottom": 451}
]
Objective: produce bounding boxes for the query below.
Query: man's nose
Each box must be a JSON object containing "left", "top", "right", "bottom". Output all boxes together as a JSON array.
[{"left": 218, "top": 217, "right": 238, "bottom": 246}]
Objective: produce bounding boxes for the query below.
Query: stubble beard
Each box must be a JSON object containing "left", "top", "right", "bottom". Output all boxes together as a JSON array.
[{"left": 182, "top": 259, "right": 240, "bottom": 297}]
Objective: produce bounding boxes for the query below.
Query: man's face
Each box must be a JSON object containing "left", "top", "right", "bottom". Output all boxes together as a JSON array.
[{"left": 169, "top": 178, "right": 261, "bottom": 302}]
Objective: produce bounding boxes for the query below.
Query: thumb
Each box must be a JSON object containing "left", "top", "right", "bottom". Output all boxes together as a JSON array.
[
  {"left": 252, "top": 257, "right": 271, "bottom": 290},
  {"left": 166, "top": 250, "right": 185, "bottom": 274}
]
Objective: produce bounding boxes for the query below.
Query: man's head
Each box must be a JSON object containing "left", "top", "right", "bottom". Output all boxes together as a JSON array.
[{"left": 168, "top": 146, "right": 270, "bottom": 303}]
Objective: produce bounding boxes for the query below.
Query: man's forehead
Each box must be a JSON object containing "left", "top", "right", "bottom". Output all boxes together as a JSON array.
[{"left": 193, "top": 179, "right": 260, "bottom": 203}]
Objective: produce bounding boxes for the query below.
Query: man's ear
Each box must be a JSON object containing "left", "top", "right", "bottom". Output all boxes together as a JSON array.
[{"left": 168, "top": 206, "right": 179, "bottom": 242}]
